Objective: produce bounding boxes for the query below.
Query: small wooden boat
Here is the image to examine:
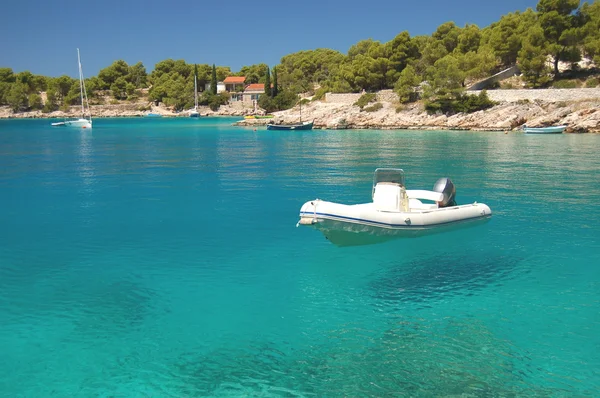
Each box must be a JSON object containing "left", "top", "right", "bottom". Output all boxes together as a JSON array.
[
  {"left": 524, "top": 125, "right": 566, "bottom": 134},
  {"left": 266, "top": 101, "right": 312, "bottom": 130},
  {"left": 266, "top": 121, "right": 314, "bottom": 130}
]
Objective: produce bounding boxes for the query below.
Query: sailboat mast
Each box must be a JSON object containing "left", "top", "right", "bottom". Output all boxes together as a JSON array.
[
  {"left": 77, "top": 49, "right": 85, "bottom": 118},
  {"left": 77, "top": 48, "right": 92, "bottom": 123},
  {"left": 194, "top": 75, "right": 198, "bottom": 109}
]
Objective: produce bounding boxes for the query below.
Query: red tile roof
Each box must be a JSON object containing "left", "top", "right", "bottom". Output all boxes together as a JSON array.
[
  {"left": 224, "top": 76, "right": 246, "bottom": 84},
  {"left": 244, "top": 83, "right": 264, "bottom": 91}
]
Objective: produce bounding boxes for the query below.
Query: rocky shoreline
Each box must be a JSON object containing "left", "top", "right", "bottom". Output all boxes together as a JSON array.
[
  {"left": 237, "top": 98, "right": 600, "bottom": 133},
  {"left": 0, "top": 103, "right": 255, "bottom": 120},
  {"left": 3, "top": 89, "right": 600, "bottom": 132}
]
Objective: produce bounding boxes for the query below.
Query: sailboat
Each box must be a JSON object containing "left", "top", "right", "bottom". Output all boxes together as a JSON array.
[
  {"left": 266, "top": 99, "right": 313, "bottom": 130},
  {"left": 51, "top": 49, "right": 92, "bottom": 129},
  {"left": 189, "top": 74, "right": 199, "bottom": 118}
]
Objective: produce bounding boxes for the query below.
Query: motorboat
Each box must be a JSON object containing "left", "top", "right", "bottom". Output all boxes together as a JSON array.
[
  {"left": 297, "top": 168, "right": 492, "bottom": 245},
  {"left": 523, "top": 125, "right": 566, "bottom": 134}
]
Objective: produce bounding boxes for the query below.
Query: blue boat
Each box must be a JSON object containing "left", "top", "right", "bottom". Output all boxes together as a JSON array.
[
  {"left": 266, "top": 121, "right": 314, "bottom": 130},
  {"left": 524, "top": 125, "right": 566, "bottom": 134},
  {"left": 145, "top": 113, "right": 163, "bottom": 118},
  {"left": 266, "top": 100, "right": 313, "bottom": 130}
]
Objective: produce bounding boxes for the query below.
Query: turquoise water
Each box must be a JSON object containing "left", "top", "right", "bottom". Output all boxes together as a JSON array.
[{"left": 1, "top": 117, "right": 599, "bottom": 396}]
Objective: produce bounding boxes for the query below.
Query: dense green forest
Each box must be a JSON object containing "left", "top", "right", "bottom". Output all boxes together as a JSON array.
[{"left": 1, "top": 0, "right": 599, "bottom": 113}]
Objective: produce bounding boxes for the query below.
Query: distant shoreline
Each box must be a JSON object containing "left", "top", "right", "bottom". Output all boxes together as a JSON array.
[
  {"left": 2, "top": 89, "right": 600, "bottom": 132},
  {"left": 239, "top": 89, "right": 600, "bottom": 133}
]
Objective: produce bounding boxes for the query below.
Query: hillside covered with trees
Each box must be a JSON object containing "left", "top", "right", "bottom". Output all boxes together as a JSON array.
[{"left": 1, "top": 0, "right": 599, "bottom": 115}]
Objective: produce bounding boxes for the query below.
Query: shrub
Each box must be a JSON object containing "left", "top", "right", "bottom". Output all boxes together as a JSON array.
[
  {"left": 42, "top": 91, "right": 58, "bottom": 113},
  {"left": 258, "top": 90, "right": 297, "bottom": 113},
  {"left": 517, "top": 99, "right": 531, "bottom": 105},
  {"left": 424, "top": 91, "right": 496, "bottom": 115},
  {"left": 312, "top": 87, "right": 327, "bottom": 101},
  {"left": 28, "top": 93, "right": 42, "bottom": 110},
  {"left": 552, "top": 79, "right": 577, "bottom": 89},
  {"left": 585, "top": 77, "right": 599, "bottom": 88},
  {"left": 395, "top": 104, "right": 405, "bottom": 113},
  {"left": 354, "top": 93, "right": 376, "bottom": 109},
  {"left": 208, "top": 93, "right": 229, "bottom": 111},
  {"left": 363, "top": 102, "right": 383, "bottom": 112}
]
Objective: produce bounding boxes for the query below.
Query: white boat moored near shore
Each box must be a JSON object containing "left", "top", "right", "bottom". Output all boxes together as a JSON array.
[
  {"left": 51, "top": 49, "right": 92, "bottom": 129},
  {"left": 523, "top": 125, "right": 566, "bottom": 134},
  {"left": 298, "top": 168, "right": 492, "bottom": 246}
]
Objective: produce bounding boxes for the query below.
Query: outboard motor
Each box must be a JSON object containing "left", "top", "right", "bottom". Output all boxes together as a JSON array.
[{"left": 433, "top": 177, "right": 457, "bottom": 207}]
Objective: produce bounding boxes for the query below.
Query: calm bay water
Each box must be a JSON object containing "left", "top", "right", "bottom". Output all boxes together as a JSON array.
[{"left": 0, "top": 117, "right": 599, "bottom": 397}]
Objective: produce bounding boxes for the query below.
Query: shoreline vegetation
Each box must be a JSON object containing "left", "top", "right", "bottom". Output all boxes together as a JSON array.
[
  {"left": 2, "top": 88, "right": 599, "bottom": 133},
  {"left": 2, "top": 0, "right": 600, "bottom": 132}
]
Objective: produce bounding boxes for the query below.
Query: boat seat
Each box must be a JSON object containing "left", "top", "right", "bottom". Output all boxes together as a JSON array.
[
  {"left": 408, "top": 198, "right": 438, "bottom": 211},
  {"left": 406, "top": 190, "right": 444, "bottom": 203}
]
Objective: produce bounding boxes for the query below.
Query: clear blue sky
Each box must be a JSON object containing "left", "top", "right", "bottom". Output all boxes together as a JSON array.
[{"left": 0, "top": 0, "right": 539, "bottom": 78}]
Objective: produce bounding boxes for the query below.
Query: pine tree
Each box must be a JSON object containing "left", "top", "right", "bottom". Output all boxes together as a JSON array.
[
  {"left": 264, "top": 66, "right": 271, "bottom": 98},
  {"left": 272, "top": 67, "right": 278, "bottom": 97},
  {"left": 211, "top": 64, "right": 217, "bottom": 95}
]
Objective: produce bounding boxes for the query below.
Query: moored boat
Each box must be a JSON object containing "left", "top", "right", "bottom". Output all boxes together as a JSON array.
[
  {"left": 51, "top": 119, "right": 92, "bottom": 128},
  {"left": 51, "top": 49, "right": 92, "bottom": 129},
  {"left": 266, "top": 121, "right": 314, "bottom": 130},
  {"left": 523, "top": 125, "right": 566, "bottom": 134},
  {"left": 267, "top": 100, "right": 313, "bottom": 130},
  {"left": 189, "top": 74, "right": 200, "bottom": 117},
  {"left": 297, "top": 168, "right": 492, "bottom": 246}
]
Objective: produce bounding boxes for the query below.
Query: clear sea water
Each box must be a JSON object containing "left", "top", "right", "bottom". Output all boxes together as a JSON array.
[{"left": 0, "top": 117, "right": 599, "bottom": 397}]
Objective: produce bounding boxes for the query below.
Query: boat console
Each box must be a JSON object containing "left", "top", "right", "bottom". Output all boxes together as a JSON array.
[{"left": 371, "top": 169, "right": 457, "bottom": 212}]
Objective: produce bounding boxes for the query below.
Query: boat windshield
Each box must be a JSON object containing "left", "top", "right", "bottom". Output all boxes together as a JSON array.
[{"left": 373, "top": 168, "right": 405, "bottom": 187}]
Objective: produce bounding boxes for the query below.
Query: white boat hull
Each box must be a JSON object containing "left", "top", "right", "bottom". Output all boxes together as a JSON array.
[
  {"left": 299, "top": 200, "right": 492, "bottom": 246},
  {"left": 524, "top": 125, "right": 566, "bottom": 134},
  {"left": 50, "top": 50, "right": 92, "bottom": 129},
  {"left": 51, "top": 118, "right": 92, "bottom": 128}
]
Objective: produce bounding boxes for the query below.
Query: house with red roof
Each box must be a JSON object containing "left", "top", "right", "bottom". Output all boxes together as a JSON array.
[
  {"left": 242, "top": 83, "right": 265, "bottom": 104},
  {"left": 223, "top": 76, "right": 246, "bottom": 93},
  {"left": 207, "top": 76, "right": 266, "bottom": 104}
]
